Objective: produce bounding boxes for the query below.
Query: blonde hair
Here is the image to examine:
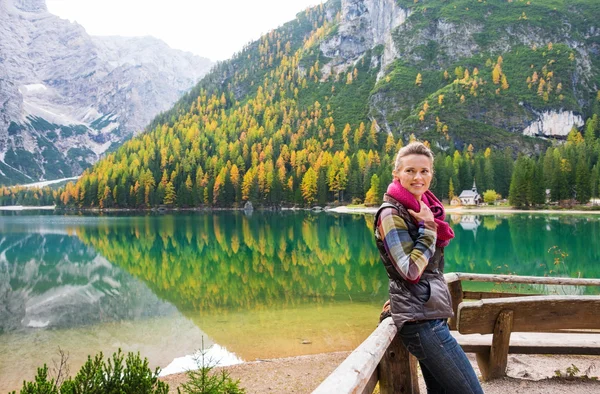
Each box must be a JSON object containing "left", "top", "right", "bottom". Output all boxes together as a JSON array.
[{"left": 393, "top": 142, "right": 434, "bottom": 175}]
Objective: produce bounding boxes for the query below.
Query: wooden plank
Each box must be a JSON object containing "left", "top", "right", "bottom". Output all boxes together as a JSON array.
[
  {"left": 487, "top": 310, "right": 513, "bottom": 380},
  {"left": 463, "top": 291, "right": 541, "bottom": 300},
  {"left": 452, "top": 331, "right": 600, "bottom": 355},
  {"left": 444, "top": 272, "right": 460, "bottom": 283},
  {"left": 360, "top": 369, "right": 378, "bottom": 394},
  {"left": 475, "top": 351, "right": 491, "bottom": 382},
  {"left": 448, "top": 280, "right": 463, "bottom": 330},
  {"left": 452, "top": 273, "right": 600, "bottom": 287},
  {"left": 450, "top": 331, "right": 600, "bottom": 354},
  {"left": 312, "top": 318, "right": 397, "bottom": 394},
  {"left": 457, "top": 296, "right": 600, "bottom": 334},
  {"left": 379, "top": 333, "right": 420, "bottom": 394}
]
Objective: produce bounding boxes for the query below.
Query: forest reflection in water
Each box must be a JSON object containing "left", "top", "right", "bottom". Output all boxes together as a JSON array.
[{"left": 74, "top": 211, "right": 600, "bottom": 356}]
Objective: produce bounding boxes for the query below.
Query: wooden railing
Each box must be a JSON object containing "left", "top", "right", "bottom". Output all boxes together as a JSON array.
[
  {"left": 312, "top": 273, "right": 600, "bottom": 394},
  {"left": 311, "top": 317, "right": 418, "bottom": 394}
]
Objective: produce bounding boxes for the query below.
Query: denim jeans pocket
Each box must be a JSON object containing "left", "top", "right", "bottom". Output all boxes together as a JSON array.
[
  {"left": 432, "top": 320, "right": 457, "bottom": 349},
  {"left": 401, "top": 332, "right": 427, "bottom": 360}
]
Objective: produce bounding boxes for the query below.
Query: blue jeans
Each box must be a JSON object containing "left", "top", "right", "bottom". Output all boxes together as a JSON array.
[{"left": 400, "top": 319, "right": 484, "bottom": 394}]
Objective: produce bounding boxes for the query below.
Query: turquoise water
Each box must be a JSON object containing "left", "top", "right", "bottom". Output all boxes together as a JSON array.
[{"left": 1, "top": 211, "right": 599, "bottom": 391}]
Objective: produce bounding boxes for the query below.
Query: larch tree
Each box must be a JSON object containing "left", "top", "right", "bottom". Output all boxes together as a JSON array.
[
  {"left": 492, "top": 64, "right": 502, "bottom": 84},
  {"left": 415, "top": 73, "right": 423, "bottom": 86},
  {"left": 301, "top": 167, "right": 318, "bottom": 205},
  {"left": 501, "top": 74, "right": 509, "bottom": 90},
  {"left": 364, "top": 174, "right": 381, "bottom": 206},
  {"left": 164, "top": 182, "right": 176, "bottom": 205},
  {"left": 230, "top": 164, "right": 241, "bottom": 201}
]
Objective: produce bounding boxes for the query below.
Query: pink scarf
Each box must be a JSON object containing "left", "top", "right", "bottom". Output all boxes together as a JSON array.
[{"left": 386, "top": 179, "right": 454, "bottom": 248}]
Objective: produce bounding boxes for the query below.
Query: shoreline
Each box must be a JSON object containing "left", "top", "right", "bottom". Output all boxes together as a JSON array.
[
  {"left": 0, "top": 205, "right": 56, "bottom": 211},
  {"left": 2, "top": 204, "right": 600, "bottom": 215},
  {"left": 327, "top": 206, "right": 600, "bottom": 215}
]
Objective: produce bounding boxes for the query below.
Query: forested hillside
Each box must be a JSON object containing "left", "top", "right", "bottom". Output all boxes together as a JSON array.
[{"left": 8, "top": 0, "right": 599, "bottom": 208}]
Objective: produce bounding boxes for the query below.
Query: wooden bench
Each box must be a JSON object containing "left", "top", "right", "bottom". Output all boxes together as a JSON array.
[
  {"left": 455, "top": 295, "right": 600, "bottom": 380},
  {"left": 313, "top": 273, "right": 600, "bottom": 394}
]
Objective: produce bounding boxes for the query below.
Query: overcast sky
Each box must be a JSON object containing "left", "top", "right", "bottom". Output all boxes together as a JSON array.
[{"left": 46, "top": 0, "right": 323, "bottom": 61}]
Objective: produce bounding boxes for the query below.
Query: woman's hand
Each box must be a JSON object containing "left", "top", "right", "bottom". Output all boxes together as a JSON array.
[{"left": 407, "top": 200, "right": 434, "bottom": 223}]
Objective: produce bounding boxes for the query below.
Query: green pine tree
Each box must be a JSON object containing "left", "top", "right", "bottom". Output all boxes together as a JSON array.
[
  {"left": 575, "top": 158, "right": 591, "bottom": 204},
  {"left": 531, "top": 159, "right": 546, "bottom": 205}
]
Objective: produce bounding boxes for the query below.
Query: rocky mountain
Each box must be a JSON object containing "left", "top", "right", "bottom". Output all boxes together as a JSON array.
[
  {"left": 60, "top": 0, "right": 600, "bottom": 209},
  {"left": 0, "top": 0, "right": 213, "bottom": 185},
  {"left": 150, "top": 0, "right": 598, "bottom": 150},
  {"left": 326, "top": 0, "right": 599, "bottom": 150}
]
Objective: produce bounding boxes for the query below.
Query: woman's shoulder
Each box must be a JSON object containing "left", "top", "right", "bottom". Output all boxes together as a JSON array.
[
  {"left": 380, "top": 195, "right": 410, "bottom": 215},
  {"left": 377, "top": 197, "right": 411, "bottom": 224}
]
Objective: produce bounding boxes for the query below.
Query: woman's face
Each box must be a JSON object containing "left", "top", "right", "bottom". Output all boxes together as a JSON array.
[{"left": 395, "top": 154, "right": 433, "bottom": 199}]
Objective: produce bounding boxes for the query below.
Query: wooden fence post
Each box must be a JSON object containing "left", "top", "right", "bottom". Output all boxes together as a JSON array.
[
  {"left": 448, "top": 280, "right": 463, "bottom": 330},
  {"left": 379, "top": 334, "right": 420, "bottom": 394},
  {"left": 476, "top": 309, "right": 514, "bottom": 380}
]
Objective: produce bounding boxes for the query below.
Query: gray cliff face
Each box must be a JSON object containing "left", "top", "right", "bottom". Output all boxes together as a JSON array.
[
  {"left": 392, "top": 19, "right": 484, "bottom": 68},
  {"left": 0, "top": 0, "right": 213, "bottom": 185},
  {"left": 320, "top": 0, "right": 409, "bottom": 77}
]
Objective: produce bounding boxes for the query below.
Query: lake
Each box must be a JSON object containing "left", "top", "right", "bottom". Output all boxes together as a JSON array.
[{"left": 1, "top": 210, "right": 599, "bottom": 391}]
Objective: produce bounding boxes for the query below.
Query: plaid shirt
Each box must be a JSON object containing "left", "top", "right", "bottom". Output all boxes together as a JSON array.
[{"left": 376, "top": 207, "right": 438, "bottom": 283}]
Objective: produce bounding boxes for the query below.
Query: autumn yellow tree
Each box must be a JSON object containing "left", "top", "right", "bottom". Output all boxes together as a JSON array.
[
  {"left": 415, "top": 73, "right": 422, "bottom": 86},
  {"left": 230, "top": 164, "right": 240, "bottom": 201},
  {"left": 242, "top": 169, "right": 255, "bottom": 201},
  {"left": 501, "top": 74, "right": 509, "bottom": 90},
  {"left": 368, "top": 121, "right": 378, "bottom": 148},
  {"left": 538, "top": 78, "right": 546, "bottom": 96},
  {"left": 164, "top": 182, "right": 176, "bottom": 205},
  {"left": 492, "top": 64, "right": 502, "bottom": 84},
  {"left": 342, "top": 123, "right": 352, "bottom": 146},
  {"left": 364, "top": 174, "right": 381, "bottom": 206},
  {"left": 301, "top": 167, "right": 318, "bottom": 205},
  {"left": 384, "top": 134, "right": 396, "bottom": 155},
  {"left": 354, "top": 122, "right": 365, "bottom": 147}
]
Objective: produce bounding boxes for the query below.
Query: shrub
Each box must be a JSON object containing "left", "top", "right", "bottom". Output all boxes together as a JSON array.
[
  {"left": 176, "top": 340, "right": 245, "bottom": 394},
  {"left": 11, "top": 349, "right": 168, "bottom": 394},
  {"left": 15, "top": 365, "right": 59, "bottom": 394},
  {"left": 483, "top": 189, "right": 499, "bottom": 205}
]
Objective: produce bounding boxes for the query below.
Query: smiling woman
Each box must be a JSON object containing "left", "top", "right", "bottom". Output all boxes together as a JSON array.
[
  {"left": 46, "top": 0, "right": 324, "bottom": 61},
  {"left": 373, "top": 141, "right": 484, "bottom": 394}
]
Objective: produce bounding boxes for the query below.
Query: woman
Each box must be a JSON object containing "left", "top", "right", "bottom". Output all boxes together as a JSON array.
[{"left": 374, "top": 142, "right": 483, "bottom": 394}]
